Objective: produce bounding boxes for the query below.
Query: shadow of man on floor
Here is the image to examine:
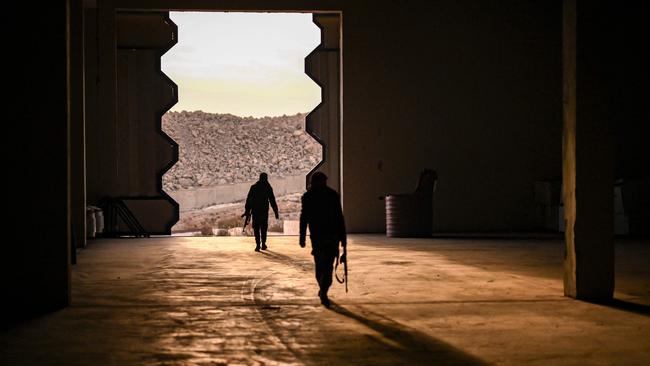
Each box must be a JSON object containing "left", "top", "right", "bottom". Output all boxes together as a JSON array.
[{"left": 328, "top": 301, "right": 488, "bottom": 365}]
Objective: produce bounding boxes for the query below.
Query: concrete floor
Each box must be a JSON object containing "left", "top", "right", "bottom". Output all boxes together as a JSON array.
[{"left": 1, "top": 235, "right": 649, "bottom": 365}]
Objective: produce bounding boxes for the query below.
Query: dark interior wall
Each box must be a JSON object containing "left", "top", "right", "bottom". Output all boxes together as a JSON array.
[
  {"left": 87, "top": 2, "right": 116, "bottom": 205},
  {"left": 305, "top": 14, "right": 341, "bottom": 193},
  {"left": 342, "top": 1, "right": 563, "bottom": 231},
  {"left": 114, "top": 48, "right": 173, "bottom": 197},
  {"left": 86, "top": 11, "right": 178, "bottom": 234},
  {"left": 608, "top": 5, "right": 650, "bottom": 235},
  {"left": 102, "top": 0, "right": 563, "bottom": 233},
  {"left": 612, "top": 7, "right": 650, "bottom": 181}
]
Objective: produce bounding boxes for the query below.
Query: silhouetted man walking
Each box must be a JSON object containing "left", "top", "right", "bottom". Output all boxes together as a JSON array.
[
  {"left": 244, "top": 173, "right": 279, "bottom": 252},
  {"left": 299, "top": 172, "right": 347, "bottom": 307}
]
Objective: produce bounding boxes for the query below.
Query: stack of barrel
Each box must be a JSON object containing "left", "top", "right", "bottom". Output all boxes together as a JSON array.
[
  {"left": 86, "top": 205, "right": 104, "bottom": 239},
  {"left": 385, "top": 169, "right": 437, "bottom": 237}
]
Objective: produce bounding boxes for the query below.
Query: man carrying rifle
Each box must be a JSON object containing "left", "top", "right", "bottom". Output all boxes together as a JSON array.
[
  {"left": 299, "top": 172, "right": 347, "bottom": 308},
  {"left": 243, "top": 172, "right": 279, "bottom": 252}
]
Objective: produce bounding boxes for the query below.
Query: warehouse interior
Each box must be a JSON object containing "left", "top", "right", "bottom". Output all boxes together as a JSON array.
[{"left": 3, "top": 0, "right": 649, "bottom": 364}]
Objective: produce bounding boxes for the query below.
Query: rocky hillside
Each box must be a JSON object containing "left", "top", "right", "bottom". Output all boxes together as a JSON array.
[{"left": 162, "top": 111, "right": 321, "bottom": 190}]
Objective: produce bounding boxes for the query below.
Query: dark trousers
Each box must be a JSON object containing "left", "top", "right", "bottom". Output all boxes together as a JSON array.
[
  {"left": 312, "top": 239, "right": 339, "bottom": 296},
  {"left": 252, "top": 215, "right": 268, "bottom": 245}
]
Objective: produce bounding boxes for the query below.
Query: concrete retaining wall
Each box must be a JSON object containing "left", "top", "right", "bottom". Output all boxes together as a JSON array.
[{"left": 168, "top": 174, "right": 306, "bottom": 212}]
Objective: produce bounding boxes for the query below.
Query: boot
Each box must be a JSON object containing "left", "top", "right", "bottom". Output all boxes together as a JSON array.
[{"left": 319, "top": 291, "right": 330, "bottom": 308}]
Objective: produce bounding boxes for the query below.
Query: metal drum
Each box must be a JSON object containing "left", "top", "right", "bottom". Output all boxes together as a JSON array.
[
  {"left": 94, "top": 208, "right": 104, "bottom": 235},
  {"left": 385, "top": 194, "right": 432, "bottom": 237},
  {"left": 86, "top": 207, "right": 96, "bottom": 239}
]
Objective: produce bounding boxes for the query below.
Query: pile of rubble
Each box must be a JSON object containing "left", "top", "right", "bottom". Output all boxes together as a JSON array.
[{"left": 162, "top": 111, "right": 321, "bottom": 190}]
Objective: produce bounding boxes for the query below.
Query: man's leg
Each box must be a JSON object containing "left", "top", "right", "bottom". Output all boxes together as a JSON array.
[
  {"left": 260, "top": 217, "right": 269, "bottom": 249},
  {"left": 314, "top": 254, "right": 323, "bottom": 286},
  {"left": 314, "top": 252, "right": 336, "bottom": 307},
  {"left": 319, "top": 254, "right": 335, "bottom": 295},
  {"left": 252, "top": 219, "right": 261, "bottom": 251}
]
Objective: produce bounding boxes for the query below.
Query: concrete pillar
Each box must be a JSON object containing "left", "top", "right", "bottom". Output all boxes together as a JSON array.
[
  {"left": 4, "top": 1, "right": 71, "bottom": 322},
  {"left": 83, "top": 2, "right": 98, "bottom": 205},
  {"left": 562, "top": 0, "right": 614, "bottom": 300},
  {"left": 87, "top": 0, "right": 116, "bottom": 204},
  {"left": 71, "top": 0, "right": 86, "bottom": 250}
]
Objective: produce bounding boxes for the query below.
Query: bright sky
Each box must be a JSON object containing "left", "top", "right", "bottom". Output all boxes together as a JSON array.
[{"left": 162, "top": 12, "right": 321, "bottom": 118}]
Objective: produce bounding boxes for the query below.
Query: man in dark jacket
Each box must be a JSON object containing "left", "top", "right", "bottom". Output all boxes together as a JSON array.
[
  {"left": 244, "top": 173, "right": 279, "bottom": 252},
  {"left": 299, "top": 172, "right": 347, "bottom": 307}
]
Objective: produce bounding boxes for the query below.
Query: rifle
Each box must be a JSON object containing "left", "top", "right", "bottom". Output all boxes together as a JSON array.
[
  {"left": 335, "top": 243, "right": 348, "bottom": 293},
  {"left": 241, "top": 212, "right": 250, "bottom": 233}
]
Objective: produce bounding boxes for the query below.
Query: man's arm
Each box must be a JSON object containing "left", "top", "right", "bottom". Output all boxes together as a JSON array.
[
  {"left": 269, "top": 186, "right": 279, "bottom": 219},
  {"left": 244, "top": 186, "right": 254, "bottom": 216}
]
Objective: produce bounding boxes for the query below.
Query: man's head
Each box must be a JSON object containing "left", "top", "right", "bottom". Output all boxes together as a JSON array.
[
  {"left": 311, "top": 172, "right": 328, "bottom": 187},
  {"left": 259, "top": 172, "right": 268, "bottom": 182}
]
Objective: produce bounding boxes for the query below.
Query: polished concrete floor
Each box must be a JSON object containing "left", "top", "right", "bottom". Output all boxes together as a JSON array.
[{"left": 1, "top": 235, "right": 649, "bottom": 365}]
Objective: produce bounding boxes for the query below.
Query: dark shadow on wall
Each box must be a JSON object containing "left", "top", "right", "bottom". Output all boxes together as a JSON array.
[{"left": 329, "top": 302, "right": 488, "bottom": 365}]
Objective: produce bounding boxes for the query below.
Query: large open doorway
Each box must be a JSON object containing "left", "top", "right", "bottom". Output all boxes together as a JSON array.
[
  {"left": 86, "top": 10, "right": 341, "bottom": 237},
  {"left": 158, "top": 12, "right": 338, "bottom": 236}
]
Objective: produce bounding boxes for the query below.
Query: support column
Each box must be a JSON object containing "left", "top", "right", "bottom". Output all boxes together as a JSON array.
[
  {"left": 4, "top": 1, "right": 71, "bottom": 322},
  {"left": 88, "top": 0, "right": 117, "bottom": 204},
  {"left": 562, "top": 0, "right": 614, "bottom": 300},
  {"left": 71, "top": 0, "right": 86, "bottom": 251}
]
